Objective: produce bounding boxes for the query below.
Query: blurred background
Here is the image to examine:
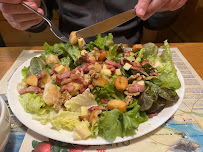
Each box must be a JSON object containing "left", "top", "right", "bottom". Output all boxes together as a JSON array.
[{"left": 0, "top": 0, "right": 203, "bottom": 47}]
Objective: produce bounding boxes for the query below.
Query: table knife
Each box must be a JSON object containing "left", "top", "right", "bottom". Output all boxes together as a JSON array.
[{"left": 76, "top": 9, "right": 136, "bottom": 38}]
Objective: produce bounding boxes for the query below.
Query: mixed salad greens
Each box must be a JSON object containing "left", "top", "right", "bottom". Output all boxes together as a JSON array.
[{"left": 17, "top": 33, "right": 181, "bottom": 141}]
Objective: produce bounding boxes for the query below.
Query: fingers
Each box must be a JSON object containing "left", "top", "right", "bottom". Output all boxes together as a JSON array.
[
  {"left": 135, "top": 0, "right": 187, "bottom": 21},
  {"left": 3, "top": 8, "right": 43, "bottom": 22},
  {"left": 0, "top": 2, "right": 38, "bottom": 14},
  {"left": 135, "top": 0, "right": 151, "bottom": 17},
  {"left": 0, "top": 0, "right": 44, "bottom": 31},
  {"left": 169, "top": 0, "right": 187, "bottom": 11},
  {"left": 9, "top": 18, "right": 42, "bottom": 30},
  {"left": 141, "top": 0, "right": 168, "bottom": 20}
]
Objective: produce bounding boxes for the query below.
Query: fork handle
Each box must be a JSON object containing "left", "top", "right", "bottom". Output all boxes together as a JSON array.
[{"left": 21, "top": 2, "right": 52, "bottom": 26}]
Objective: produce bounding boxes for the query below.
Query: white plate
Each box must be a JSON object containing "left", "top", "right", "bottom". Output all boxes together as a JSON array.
[{"left": 7, "top": 56, "right": 185, "bottom": 145}]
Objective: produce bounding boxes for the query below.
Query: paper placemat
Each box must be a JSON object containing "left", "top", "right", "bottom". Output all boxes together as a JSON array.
[{"left": 0, "top": 48, "right": 202, "bottom": 152}]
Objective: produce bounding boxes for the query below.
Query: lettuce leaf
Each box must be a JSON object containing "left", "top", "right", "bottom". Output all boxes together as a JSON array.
[
  {"left": 87, "top": 33, "right": 114, "bottom": 50},
  {"left": 106, "top": 44, "right": 124, "bottom": 63},
  {"left": 143, "top": 43, "right": 158, "bottom": 59},
  {"left": 19, "top": 93, "right": 50, "bottom": 115},
  {"left": 143, "top": 40, "right": 181, "bottom": 90},
  {"left": 50, "top": 110, "right": 81, "bottom": 131},
  {"left": 21, "top": 66, "right": 29, "bottom": 82},
  {"left": 91, "top": 102, "right": 148, "bottom": 140},
  {"left": 64, "top": 89, "right": 97, "bottom": 112},
  {"left": 42, "top": 42, "right": 81, "bottom": 69}
]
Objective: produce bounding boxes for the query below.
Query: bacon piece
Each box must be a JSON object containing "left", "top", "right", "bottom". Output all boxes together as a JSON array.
[
  {"left": 61, "top": 78, "right": 72, "bottom": 85},
  {"left": 120, "top": 57, "right": 124, "bottom": 65},
  {"left": 107, "top": 65, "right": 116, "bottom": 71},
  {"left": 130, "top": 66, "right": 144, "bottom": 71},
  {"left": 105, "top": 60, "right": 120, "bottom": 68},
  {"left": 88, "top": 106, "right": 108, "bottom": 112},
  {"left": 82, "top": 63, "right": 91, "bottom": 74},
  {"left": 60, "top": 84, "right": 75, "bottom": 93},
  {"left": 101, "top": 98, "right": 108, "bottom": 104},
  {"left": 88, "top": 84, "right": 94, "bottom": 90},
  {"left": 132, "top": 61, "right": 142, "bottom": 67},
  {"left": 141, "top": 59, "right": 149, "bottom": 66},
  {"left": 71, "top": 73, "right": 80, "bottom": 80},
  {"left": 19, "top": 87, "right": 43, "bottom": 95},
  {"left": 37, "top": 71, "right": 47, "bottom": 79},
  {"left": 80, "top": 87, "right": 87, "bottom": 94},
  {"left": 60, "top": 71, "right": 71, "bottom": 79},
  {"left": 78, "top": 57, "right": 84, "bottom": 65},
  {"left": 56, "top": 75, "right": 62, "bottom": 85},
  {"left": 127, "top": 83, "right": 146, "bottom": 93},
  {"left": 150, "top": 72, "right": 158, "bottom": 76},
  {"left": 147, "top": 113, "right": 158, "bottom": 118}
]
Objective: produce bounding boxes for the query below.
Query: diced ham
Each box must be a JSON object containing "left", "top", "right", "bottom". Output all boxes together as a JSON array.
[
  {"left": 105, "top": 60, "right": 120, "bottom": 68},
  {"left": 150, "top": 72, "right": 158, "bottom": 76},
  {"left": 88, "top": 84, "right": 94, "bottom": 90},
  {"left": 82, "top": 63, "right": 91, "bottom": 74},
  {"left": 120, "top": 57, "right": 124, "bottom": 65},
  {"left": 71, "top": 73, "right": 80, "bottom": 80},
  {"left": 19, "top": 87, "right": 43, "bottom": 95},
  {"left": 127, "top": 83, "right": 146, "bottom": 93},
  {"left": 60, "top": 71, "right": 71, "bottom": 79},
  {"left": 80, "top": 87, "right": 87, "bottom": 94},
  {"left": 60, "top": 84, "right": 75, "bottom": 93},
  {"left": 37, "top": 71, "right": 47, "bottom": 79},
  {"left": 141, "top": 59, "right": 149, "bottom": 66},
  {"left": 61, "top": 78, "right": 72, "bottom": 85},
  {"left": 132, "top": 61, "right": 142, "bottom": 67},
  {"left": 101, "top": 98, "right": 108, "bottom": 104},
  {"left": 130, "top": 66, "right": 144, "bottom": 71},
  {"left": 56, "top": 75, "right": 62, "bottom": 85},
  {"left": 147, "top": 113, "right": 158, "bottom": 118},
  {"left": 88, "top": 106, "right": 108, "bottom": 112}
]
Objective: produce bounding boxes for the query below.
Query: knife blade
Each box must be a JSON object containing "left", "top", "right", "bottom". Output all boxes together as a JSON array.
[{"left": 76, "top": 9, "right": 136, "bottom": 38}]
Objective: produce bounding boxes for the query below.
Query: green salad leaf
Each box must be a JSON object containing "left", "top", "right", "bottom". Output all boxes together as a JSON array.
[
  {"left": 87, "top": 33, "right": 114, "bottom": 50},
  {"left": 21, "top": 66, "right": 29, "bottom": 82},
  {"left": 143, "top": 40, "right": 181, "bottom": 90},
  {"left": 42, "top": 42, "right": 81, "bottom": 69},
  {"left": 106, "top": 44, "right": 124, "bottom": 63},
  {"left": 19, "top": 93, "right": 51, "bottom": 115},
  {"left": 91, "top": 102, "right": 148, "bottom": 140}
]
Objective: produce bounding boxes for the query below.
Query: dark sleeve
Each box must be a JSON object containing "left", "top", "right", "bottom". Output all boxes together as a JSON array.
[
  {"left": 26, "top": 0, "right": 54, "bottom": 33},
  {"left": 143, "top": 7, "right": 183, "bottom": 30}
]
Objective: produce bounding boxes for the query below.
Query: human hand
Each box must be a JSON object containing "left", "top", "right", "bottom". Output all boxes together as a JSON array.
[
  {"left": 0, "top": 0, "right": 44, "bottom": 30},
  {"left": 135, "top": 0, "right": 187, "bottom": 20}
]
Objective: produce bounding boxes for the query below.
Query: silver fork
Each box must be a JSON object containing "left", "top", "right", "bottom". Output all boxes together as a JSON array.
[{"left": 22, "top": 2, "right": 69, "bottom": 43}]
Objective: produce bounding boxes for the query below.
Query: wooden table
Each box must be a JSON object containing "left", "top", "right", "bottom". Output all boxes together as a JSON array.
[{"left": 0, "top": 43, "right": 203, "bottom": 80}]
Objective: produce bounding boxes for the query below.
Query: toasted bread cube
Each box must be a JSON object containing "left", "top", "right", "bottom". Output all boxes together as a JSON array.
[
  {"left": 78, "top": 38, "right": 86, "bottom": 50},
  {"left": 101, "top": 69, "right": 111, "bottom": 76},
  {"left": 69, "top": 31, "right": 78, "bottom": 44},
  {"left": 81, "top": 106, "right": 88, "bottom": 118},
  {"left": 25, "top": 75, "right": 38, "bottom": 87},
  {"left": 92, "top": 77, "right": 108, "bottom": 87},
  {"left": 115, "top": 69, "right": 122, "bottom": 75},
  {"left": 132, "top": 44, "right": 143, "bottom": 53},
  {"left": 55, "top": 65, "right": 65, "bottom": 74},
  {"left": 123, "top": 63, "right": 132, "bottom": 70}
]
